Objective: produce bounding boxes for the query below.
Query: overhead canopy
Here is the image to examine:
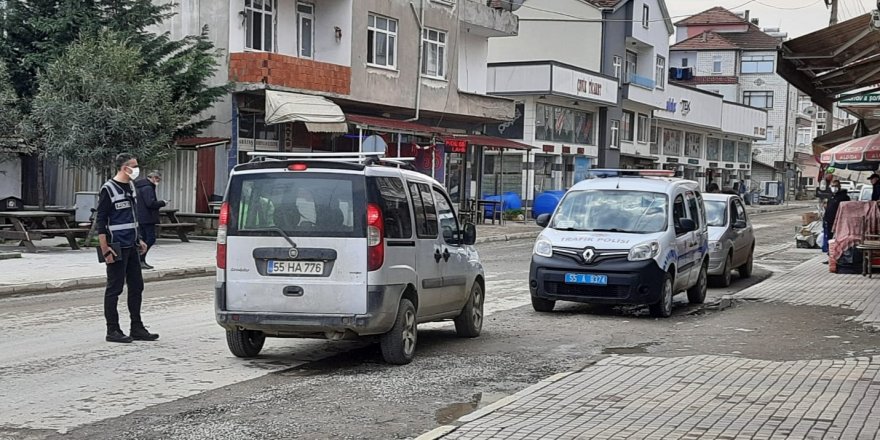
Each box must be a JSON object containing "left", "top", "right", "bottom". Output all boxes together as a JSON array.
[
  {"left": 174, "top": 137, "right": 230, "bottom": 149},
  {"left": 778, "top": 13, "right": 880, "bottom": 111},
  {"left": 264, "top": 90, "right": 347, "bottom": 133},
  {"left": 819, "top": 133, "right": 880, "bottom": 171},
  {"left": 813, "top": 119, "right": 880, "bottom": 154},
  {"left": 346, "top": 114, "right": 444, "bottom": 137},
  {"left": 444, "top": 134, "right": 534, "bottom": 151}
]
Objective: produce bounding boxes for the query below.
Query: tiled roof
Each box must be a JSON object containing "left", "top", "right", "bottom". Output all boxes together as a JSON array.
[
  {"left": 675, "top": 6, "right": 746, "bottom": 26},
  {"left": 582, "top": 0, "right": 623, "bottom": 8},
  {"left": 672, "top": 31, "right": 738, "bottom": 50},
  {"left": 672, "top": 76, "right": 739, "bottom": 85},
  {"left": 721, "top": 24, "right": 782, "bottom": 50}
]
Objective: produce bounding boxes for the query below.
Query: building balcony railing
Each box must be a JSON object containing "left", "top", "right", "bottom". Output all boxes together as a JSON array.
[
  {"left": 626, "top": 73, "right": 656, "bottom": 90},
  {"left": 229, "top": 52, "right": 351, "bottom": 95}
]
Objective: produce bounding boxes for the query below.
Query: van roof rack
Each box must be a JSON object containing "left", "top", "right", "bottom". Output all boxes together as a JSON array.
[
  {"left": 587, "top": 169, "right": 676, "bottom": 178},
  {"left": 245, "top": 151, "right": 417, "bottom": 170}
]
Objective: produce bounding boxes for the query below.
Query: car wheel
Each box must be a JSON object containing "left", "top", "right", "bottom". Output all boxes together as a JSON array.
[
  {"left": 709, "top": 254, "right": 732, "bottom": 288},
  {"left": 739, "top": 247, "right": 754, "bottom": 278},
  {"left": 687, "top": 263, "right": 708, "bottom": 304},
  {"left": 649, "top": 274, "right": 674, "bottom": 318},
  {"left": 454, "top": 282, "right": 484, "bottom": 338},
  {"left": 380, "top": 298, "right": 417, "bottom": 365},
  {"left": 531, "top": 295, "right": 556, "bottom": 313},
  {"left": 226, "top": 329, "right": 265, "bottom": 358}
]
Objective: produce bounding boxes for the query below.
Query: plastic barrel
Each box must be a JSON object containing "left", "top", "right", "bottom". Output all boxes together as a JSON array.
[
  {"left": 501, "top": 192, "right": 523, "bottom": 211},
  {"left": 482, "top": 195, "right": 502, "bottom": 219},
  {"left": 532, "top": 190, "right": 566, "bottom": 218}
]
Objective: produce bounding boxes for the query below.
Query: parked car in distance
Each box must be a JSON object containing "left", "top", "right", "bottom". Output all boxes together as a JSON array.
[
  {"left": 858, "top": 185, "right": 873, "bottom": 201},
  {"left": 529, "top": 169, "right": 709, "bottom": 318},
  {"left": 839, "top": 180, "right": 856, "bottom": 192},
  {"left": 703, "top": 194, "right": 755, "bottom": 287},
  {"left": 215, "top": 153, "right": 485, "bottom": 365}
]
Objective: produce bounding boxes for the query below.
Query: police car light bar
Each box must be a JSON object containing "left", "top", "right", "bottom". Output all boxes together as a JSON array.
[{"left": 588, "top": 169, "right": 676, "bottom": 178}]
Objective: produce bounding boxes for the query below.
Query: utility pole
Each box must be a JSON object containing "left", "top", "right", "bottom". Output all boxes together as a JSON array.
[{"left": 825, "top": 0, "right": 837, "bottom": 136}]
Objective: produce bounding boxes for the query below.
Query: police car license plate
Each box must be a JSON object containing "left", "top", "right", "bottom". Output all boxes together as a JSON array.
[
  {"left": 564, "top": 273, "right": 608, "bottom": 285},
  {"left": 267, "top": 260, "right": 324, "bottom": 275}
]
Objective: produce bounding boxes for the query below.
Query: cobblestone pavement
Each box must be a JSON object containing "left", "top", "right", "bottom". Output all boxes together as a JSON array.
[
  {"left": 735, "top": 256, "right": 880, "bottom": 331},
  {"left": 431, "top": 355, "right": 880, "bottom": 440}
]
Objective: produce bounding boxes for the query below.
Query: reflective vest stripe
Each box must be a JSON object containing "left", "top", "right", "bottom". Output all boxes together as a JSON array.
[
  {"left": 103, "top": 182, "right": 127, "bottom": 202},
  {"left": 108, "top": 222, "right": 138, "bottom": 231}
]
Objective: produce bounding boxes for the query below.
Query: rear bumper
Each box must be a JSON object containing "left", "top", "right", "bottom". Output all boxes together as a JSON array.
[
  {"left": 215, "top": 284, "right": 405, "bottom": 337},
  {"left": 529, "top": 254, "right": 667, "bottom": 306}
]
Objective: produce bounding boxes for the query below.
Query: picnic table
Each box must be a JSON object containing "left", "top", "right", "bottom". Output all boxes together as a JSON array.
[
  {"left": 157, "top": 208, "right": 197, "bottom": 242},
  {"left": 0, "top": 210, "right": 88, "bottom": 252},
  {"left": 477, "top": 199, "right": 505, "bottom": 226}
]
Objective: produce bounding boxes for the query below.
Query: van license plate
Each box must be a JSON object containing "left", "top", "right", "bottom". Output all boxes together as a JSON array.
[
  {"left": 565, "top": 273, "right": 608, "bottom": 285},
  {"left": 267, "top": 260, "right": 324, "bottom": 275}
]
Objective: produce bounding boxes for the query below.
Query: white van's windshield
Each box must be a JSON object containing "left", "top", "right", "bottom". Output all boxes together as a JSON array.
[{"left": 550, "top": 190, "right": 668, "bottom": 234}]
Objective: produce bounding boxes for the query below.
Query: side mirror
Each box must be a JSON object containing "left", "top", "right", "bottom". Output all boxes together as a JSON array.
[
  {"left": 678, "top": 218, "right": 697, "bottom": 233},
  {"left": 733, "top": 220, "right": 747, "bottom": 229},
  {"left": 536, "top": 213, "right": 551, "bottom": 228},
  {"left": 462, "top": 223, "right": 477, "bottom": 246}
]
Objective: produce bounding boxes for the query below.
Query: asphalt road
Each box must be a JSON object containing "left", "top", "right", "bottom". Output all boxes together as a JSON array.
[{"left": 4, "top": 206, "right": 867, "bottom": 440}]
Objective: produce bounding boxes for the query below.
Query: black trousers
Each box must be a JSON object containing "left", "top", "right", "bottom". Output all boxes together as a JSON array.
[
  {"left": 139, "top": 224, "right": 157, "bottom": 262},
  {"left": 104, "top": 246, "right": 144, "bottom": 331}
]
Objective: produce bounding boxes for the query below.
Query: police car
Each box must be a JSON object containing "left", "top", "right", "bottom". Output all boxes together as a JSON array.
[{"left": 529, "top": 169, "right": 709, "bottom": 318}]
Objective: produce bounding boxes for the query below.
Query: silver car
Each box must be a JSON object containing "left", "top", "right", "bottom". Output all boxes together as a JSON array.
[
  {"left": 215, "top": 153, "right": 485, "bottom": 365},
  {"left": 703, "top": 194, "right": 755, "bottom": 287}
]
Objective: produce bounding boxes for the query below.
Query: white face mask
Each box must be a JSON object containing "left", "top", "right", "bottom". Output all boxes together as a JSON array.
[
  {"left": 126, "top": 166, "right": 140, "bottom": 180},
  {"left": 831, "top": 187, "right": 839, "bottom": 193}
]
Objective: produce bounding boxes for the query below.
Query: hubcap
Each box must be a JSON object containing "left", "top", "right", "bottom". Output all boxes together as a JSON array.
[
  {"left": 472, "top": 287, "right": 484, "bottom": 328},
  {"left": 402, "top": 310, "right": 416, "bottom": 355}
]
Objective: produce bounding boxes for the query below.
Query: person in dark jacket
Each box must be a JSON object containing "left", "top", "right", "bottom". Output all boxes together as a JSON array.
[
  {"left": 135, "top": 171, "right": 166, "bottom": 270},
  {"left": 869, "top": 173, "right": 880, "bottom": 201},
  {"left": 822, "top": 180, "right": 850, "bottom": 257}
]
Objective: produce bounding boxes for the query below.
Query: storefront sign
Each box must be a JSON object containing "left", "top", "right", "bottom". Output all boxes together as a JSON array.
[
  {"left": 680, "top": 100, "right": 691, "bottom": 116},
  {"left": 551, "top": 65, "right": 618, "bottom": 105},
  {"left": 753, "top": 126, "right": 766, "bottom": 137},
  {"left": 725, "top": 164, "right": 734, "bottom": 168},
  {"left": 667, "top": 158, "right": 679, "bottom": 163},
  {"left": 445, "top": 139, "right": 468, "bottom": 154},
  {"left": 840, "top": 93, "right": 880, "bottom": 104},
  {"left": 688, "top": 159, "right": 699, "bottom": 165},
  {"left": 665, "top": 98, "right": 677, "bottom": 113},
  {"left": 577, "top": 79, "right": 603, "bottom": 96},
  {"left": 709, "top": 162, "right": 719, "bottom": 168},
  {"left": 739, "top": 164, "right": 748, "bottom": 169},
  {"left": 484, "top": 103, "right": 525, "bottom": 139},
  {"left": 696, "top": 172, "right": 706, "bottom": 178}
]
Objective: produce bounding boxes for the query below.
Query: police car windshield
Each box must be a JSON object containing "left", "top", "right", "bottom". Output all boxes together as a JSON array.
[
  {"left": 550, "top": 190, "right": 668, "bottom": 234},
  {"left": 705, "top": 201, "right": 727, "bottom": 227}
]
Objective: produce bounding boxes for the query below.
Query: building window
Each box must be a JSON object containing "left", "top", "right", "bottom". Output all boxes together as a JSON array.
[
  {"left": 712, "top": 55, "right": 723, "bottom": 74},
  {"left": 743, "top": 91, "right": 773, "bottom": 109},
  {"left": 765, "top": 125, "right": 775, "bottom": 143},
  {"left": 536, "top": 103, "right": 594, "bottom": 145},
  {"left": 817, "top": 121, "right": 826, "bottom": 137},
  {"left": 685, "top": 132, "right": 702, "bottom": 158},
  {"left": 368, "top": 14, "right": 398, "bottom": 69},
  {"left": 625, "top": 51, "right": 637, "bottom": 83},
  {"left": 650, "top": 124, "right": 659, "bottom": 154},
  {"left": 613, "top": 55, "right": 622, "bottom": 84},
  {"left": 245, "top": 0, "right": 274, "bottom": 52},
  {"left": 610, "top": 120, "right": 620, "bottom": 148},
  {"left": 637, "top": 114, "right": 649, "bottom": 143},
  {"left": 741, "top": 55, "right": 774, "bottom": 74},
  {"left": 297, "top": 3, "right": 314, "bottom": 58},
  {"left": 737, "top": 142, "right": 750, "bottom": 162},
  {"left": 655, "top": 56, "right": 665, "bottom": 89},
  {"left": 642, "top": 5, "right": 650, "bottom": 28},
  {"left": 421, "top": 28, "right": 447, "bottom": 79},
  {"left": 621, "top": 111, "right": 634, "bottom": 142},
  {"left": 797, "top": 127, "right": 813, "bottom": 146},
  {"left": 663, "top": 129, "right": 682, "bottom": 156},
  {"left": 682, "top": 58, "right": 689, "bottom": 68},
  {"left": 722, "top": 140, "right": 736, "bottom": 162},
  {"left": 706, "top": 137, "right": 721, "bottom": 160}
]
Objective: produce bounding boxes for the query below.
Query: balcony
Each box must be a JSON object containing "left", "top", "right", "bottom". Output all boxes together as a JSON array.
[
  {"left": 229, "top": 52, "right": 351, "bottom": 96},
  {"left": 462, "top": 0, "right": 519, "bottom": 37},
  {"left": 627, "top": 73, "right": 656, "bottom": 90}
]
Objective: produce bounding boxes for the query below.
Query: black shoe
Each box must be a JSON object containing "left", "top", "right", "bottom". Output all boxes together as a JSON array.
[
  {"left": 130, "top": 325, "right": 159, "bottom": 341},
  {"left": 822, "top": 261, "right": 829, "bottom": 265},
  {"left": 106, "top": 329, "right": 133, "bottom": 343},
  {"left": 141, "top": 262, "right": 154, "bottom": 270}
]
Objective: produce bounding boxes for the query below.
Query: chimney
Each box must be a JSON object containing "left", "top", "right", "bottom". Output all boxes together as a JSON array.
[
  {"left": 701, "top": 31, "right": 708, "bottom": 42},
  {"left": 744, "top": 10, "right": 750, "bottom": 22},
  {"left": 751, "top": 18, "right": 759, "bottom": 26}
]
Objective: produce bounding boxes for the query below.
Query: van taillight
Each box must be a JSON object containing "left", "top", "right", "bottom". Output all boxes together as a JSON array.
[
  {"left": 367, "top": 203, "right": 384, "bottom": 271},
  {"left": 217, "top": 202, "right": 229, "bottom": 269}
]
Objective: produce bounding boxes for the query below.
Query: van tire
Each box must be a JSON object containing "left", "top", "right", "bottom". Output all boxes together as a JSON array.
[
  {"left": 649, "top": 274, "right": 674, "bottom": 318},
  {"left": 454, "top": 283, "right": 484, "bottom": 338},
  {"left": 709, "top": 254, "right": 732, "bottom": 288},
  {"left": 380, "top": 298, "right": 417, "bottom": 365},
  {"left": 226, "top": 329, "right": 265, "bottom": 358},
  {"left": 687, "top": 263, "right": 708, "bottom": 304},
  {"left": 531, "top": 296, "right": 556, "bottom": 312}
]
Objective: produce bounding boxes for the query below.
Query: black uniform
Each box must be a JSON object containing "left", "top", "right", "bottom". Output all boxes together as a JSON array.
[{"left": 823, "top": 188, "right": 850, "bottom": 242}]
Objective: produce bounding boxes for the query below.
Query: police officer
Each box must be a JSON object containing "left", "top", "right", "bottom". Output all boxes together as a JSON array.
[{"left": 96, "top": 153, "right": 159, "bottom": 343}]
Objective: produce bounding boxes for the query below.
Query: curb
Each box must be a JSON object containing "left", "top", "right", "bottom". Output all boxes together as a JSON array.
[
  {"left": 0, "top": 266, "right": 215, "bottom": 299},
  {"left": 747, "top": 204, "right": 812, "bottom": 215},
  {"left": 415, "top": 371, "right": 575, "bottom": 440},
  {"left": 475, "top": 230, "right": 541, "bottom": 244}
]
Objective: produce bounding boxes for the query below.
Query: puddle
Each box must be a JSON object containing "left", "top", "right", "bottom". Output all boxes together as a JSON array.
[
  {"left": 601, "top": 342, "right": 658, "bottom": 355},
  {"left": 434, "top": 392, "right": 508, "bottom": 424}
]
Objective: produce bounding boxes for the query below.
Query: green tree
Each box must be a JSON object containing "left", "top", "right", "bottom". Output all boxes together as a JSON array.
[
  {"left": 0, "top": 60, "right": 25, "bottom": 154},
  {"left": 30, "top": 33, "right": 188, "bottom": 171}
]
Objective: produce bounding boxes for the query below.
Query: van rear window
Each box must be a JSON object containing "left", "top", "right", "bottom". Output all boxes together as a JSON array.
[{"left": 227, "top": 173, "right": 366, "bottom": 238}]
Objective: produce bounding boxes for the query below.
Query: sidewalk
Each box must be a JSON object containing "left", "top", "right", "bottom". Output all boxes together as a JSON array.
[
  {"left": 418, "top": 256, "right": 880, "bottom": 440},
  {"left": 0, "top": 223, "right": 540, "bottom": 297}
]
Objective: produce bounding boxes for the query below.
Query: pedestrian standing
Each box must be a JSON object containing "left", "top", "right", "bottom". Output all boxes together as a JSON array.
[
  {"left": 96, "top": 153, "right": 159, "bottom": 343},
  {"left": 135, "top": 171, "right": 167, "bottom": 270},
  {"left": 869, "top": 173, "right": 880, "bottom": 201},
  {"left": 822, "top": 180, "right": 850, "bottom": 260}
]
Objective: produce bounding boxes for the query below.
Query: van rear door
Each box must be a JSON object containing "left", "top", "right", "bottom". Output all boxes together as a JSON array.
[{"left": 223, "top": 167, "right": 368, "bottom": 315}]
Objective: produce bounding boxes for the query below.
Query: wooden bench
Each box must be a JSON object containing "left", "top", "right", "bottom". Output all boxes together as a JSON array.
[{"left": 157, "top": 222, "right": 197, "bottom": 242}]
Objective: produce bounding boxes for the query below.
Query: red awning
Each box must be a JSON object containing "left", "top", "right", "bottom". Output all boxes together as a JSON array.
[
  {"left": 443, "top": 134, "right": 534, "bottom": 151},
  {"left": 820, "top": 133, "right": 880, "bottom": 170},
  {"left": 346, "top": 114, "right": 446, "bottom": 136},
  {"left": 175, "top": 137, "right": 230, "bottom": 148}
]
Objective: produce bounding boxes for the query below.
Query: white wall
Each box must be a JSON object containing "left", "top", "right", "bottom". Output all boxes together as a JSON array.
[
  {"left": 488, "top": 0, "right": 602, "bottom": 71},
  {"left": 314, "top": 0, "right": 353, "bottom": 66},
  {"left": 460, "top": 29, "right": 489, "bottom": 94},
  {"left": 696, "top": 50, "right": 736, "bottom": 76},
  {"left": 654, "top": 84, "right": 723, "bottom": 129},
  {"left": 721, "top": 101, "right": 767, "bottom": 139},
  {"left": 487, "top": 64, "right": 552, "bottom": 94},
  {"left": 631, "top": 0, "right": 670, "bottom": 57},
  {"left": 696, "top": 84, "right": 738, "bottom": 102}
]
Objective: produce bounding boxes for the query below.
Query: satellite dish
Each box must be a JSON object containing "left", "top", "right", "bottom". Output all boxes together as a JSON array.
[
  {"left": 803, "top": 106, "right": 817, "bottom": 117},
  {"left": 509, "top": 0, "right": 526, "bottom": 11},
  {"left": 361, "top": 135, "right": 388, "bottom": 153}
]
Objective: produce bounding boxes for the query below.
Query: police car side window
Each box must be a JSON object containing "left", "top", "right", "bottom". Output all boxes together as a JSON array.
[
  {"left": 371, "top": 177, "right": 413, "bottom": 239},
  {"left": 686, "top": 193, "right": 701, "bottom": 229},
  {"left": 673, "top": 194, "right": 687, "bottom": 234},
  {"left": 408, "top": 182, "right": 439, "bottom": 239},
  {"left": 432, "top": 188, "right": 460, "bottom": 244}
]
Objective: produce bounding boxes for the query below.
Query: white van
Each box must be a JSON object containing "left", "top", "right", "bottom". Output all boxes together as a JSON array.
[
  {"left": 215, "top": 153, "right": 485, "bottom": 364},
  {"left": 529, "top": 170, "right": 709, "bottom": 317}
]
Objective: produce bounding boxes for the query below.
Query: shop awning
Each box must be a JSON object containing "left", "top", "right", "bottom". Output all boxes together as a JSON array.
[
  {"left": 443, "top": 134, "right": 534, "bottom": 151},
  {"left": 813, "top": 119, "right": 880, "bottom": 154},
  {"left": 174, "top": 137, "right": 230, "bottom": 149},
  {"left": 346, "top": 114, "right": 445, "bottom": 136},
  {"left": 777, "top": 13, "right": 880, "bottom": 111},
  {"left": 264, "top": 90, "right": 348, "bottom": 133}
]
